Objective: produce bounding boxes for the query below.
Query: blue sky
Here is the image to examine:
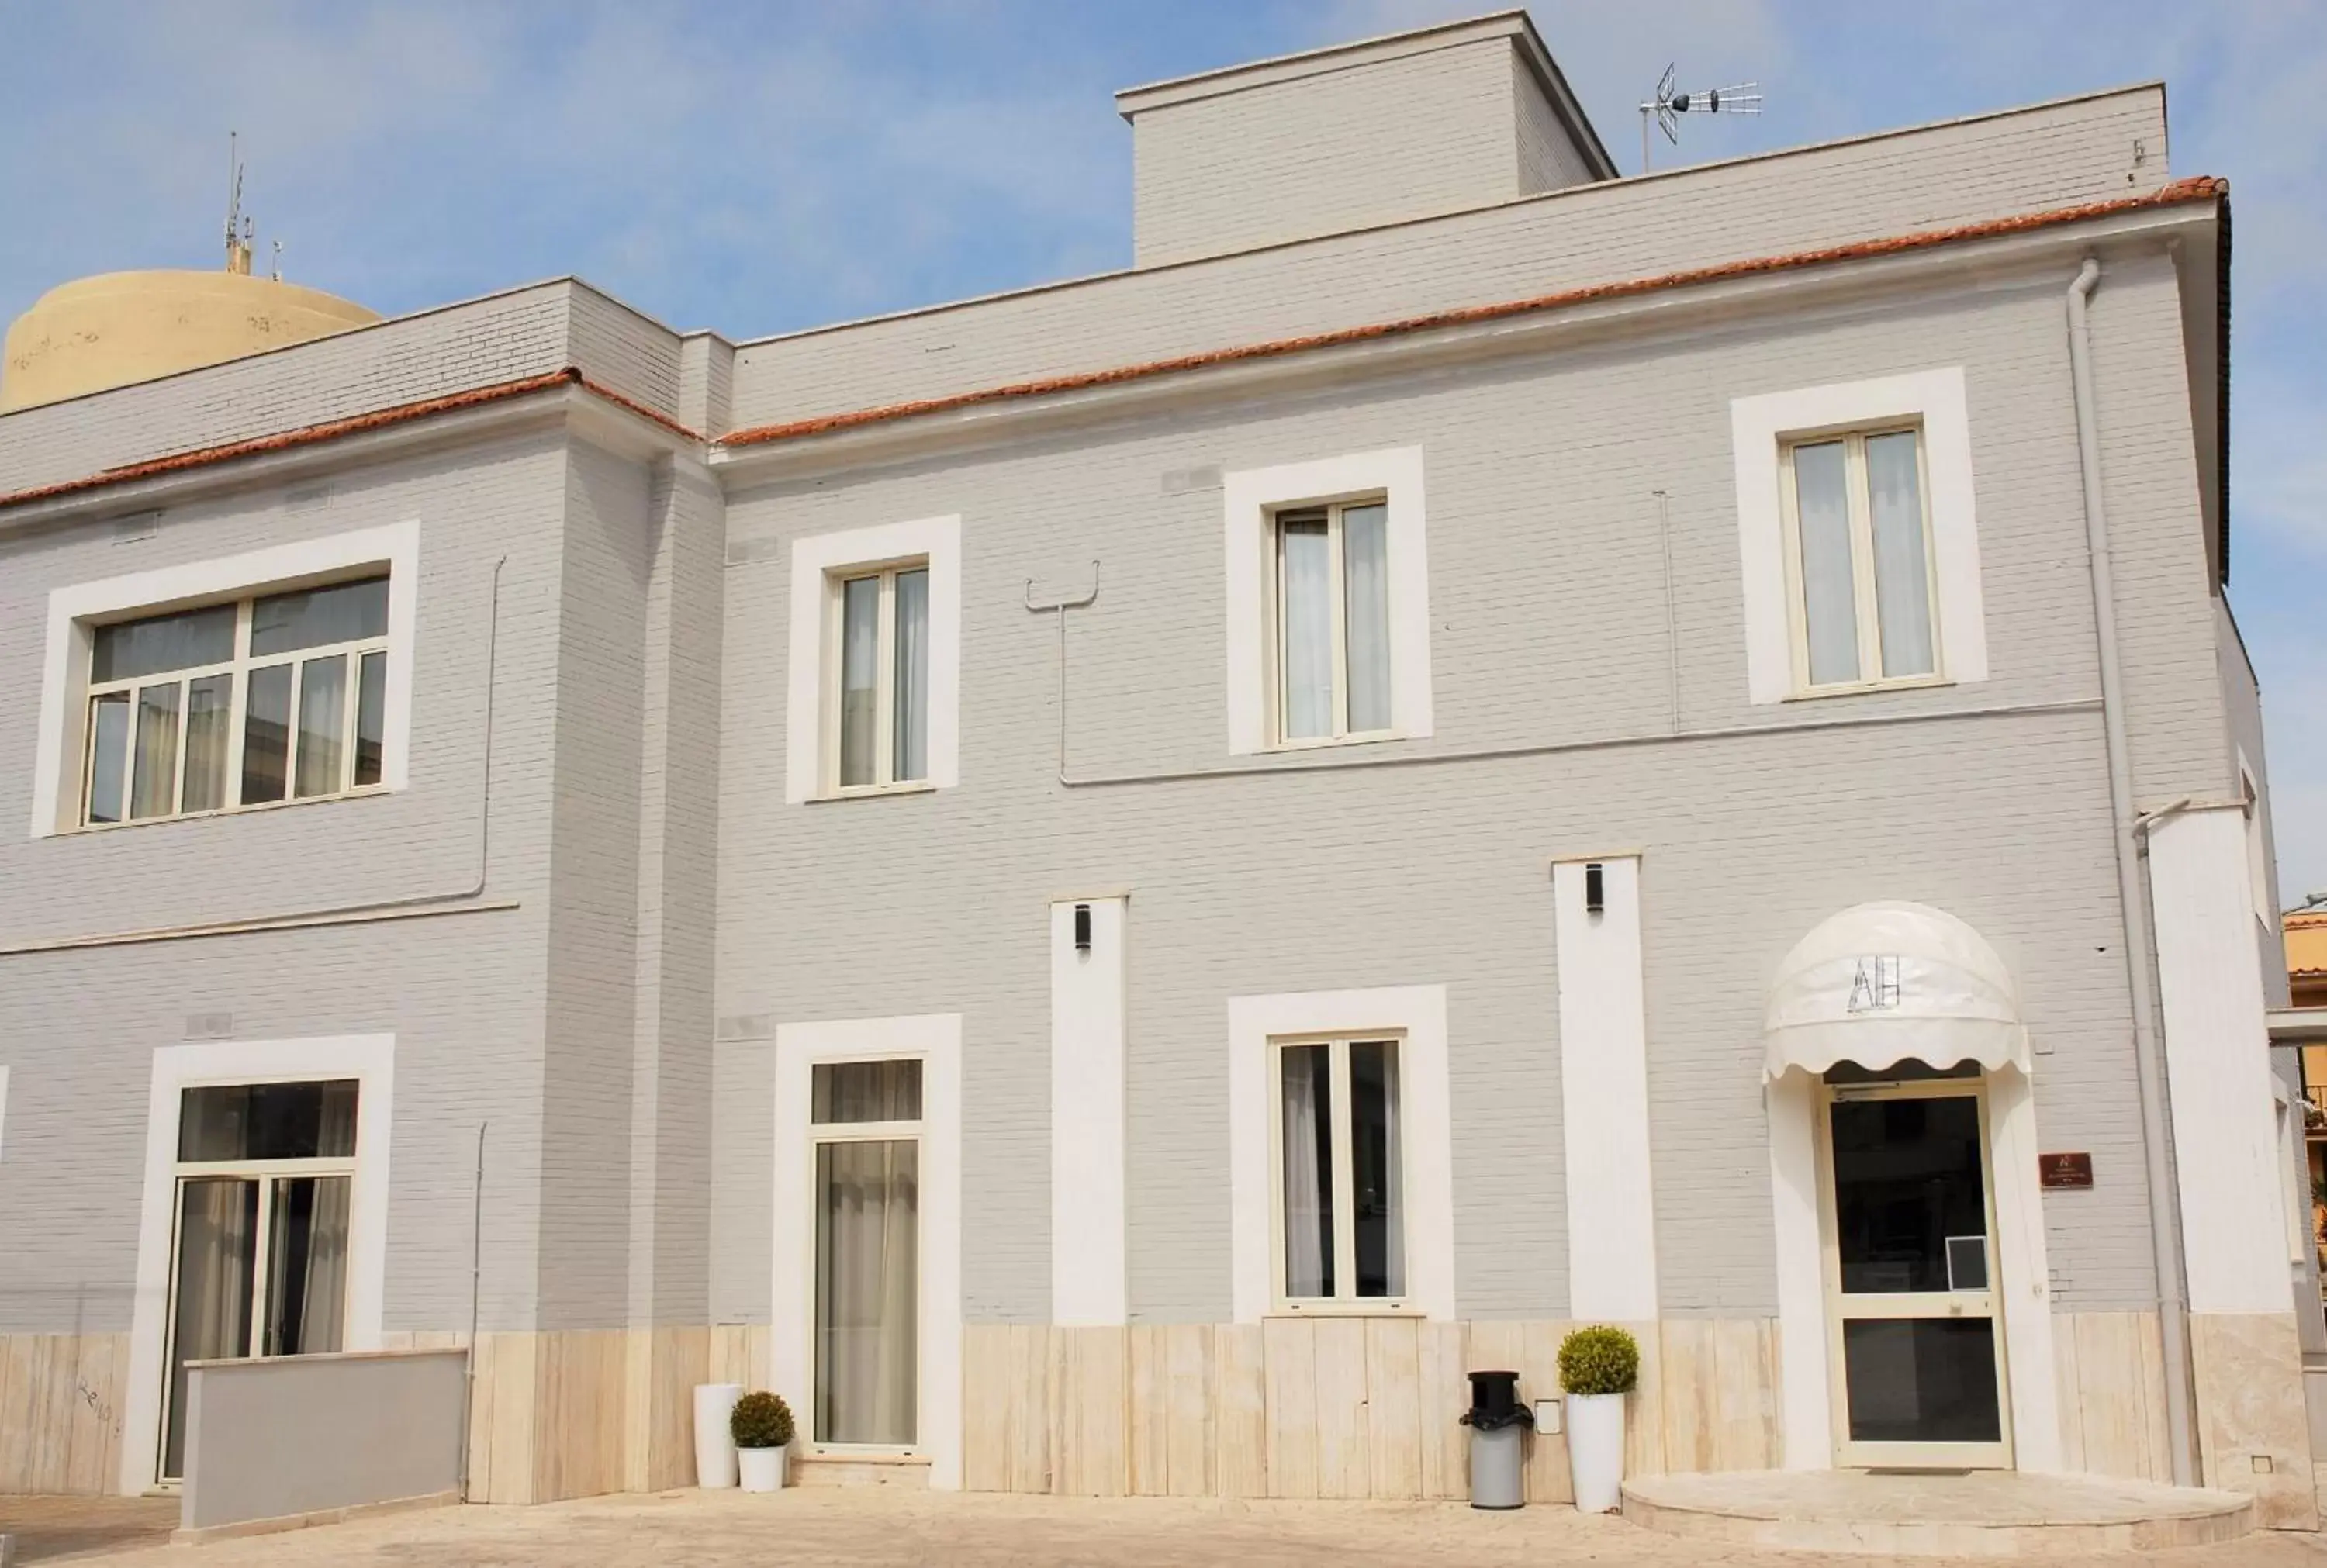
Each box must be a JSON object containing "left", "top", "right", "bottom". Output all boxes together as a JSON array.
[{"left": 3, "top": 0, "right": 2321, "bottom": 900}]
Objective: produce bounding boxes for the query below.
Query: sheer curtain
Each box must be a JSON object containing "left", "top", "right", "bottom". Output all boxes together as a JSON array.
[
  {"left": 1865, "top": 432, "right": 1935, "bottom": 677},
  {"left": 130, "top": 684, "right": 181, "bottom": 819},
  {"left": 838, "top": 577, "right": 880, "bottom": 786},
  {"left": 1341, "top": 505, "right": 1392, "bottom": 733},
  {"left": 182, "top": 674, "right": 233, "bottom": 812},
  {"left": 1792, "top": 440, "right": 1860, "bottom": 685},
  {"left": 816, "top": 1141, "right": 918, "bottom": 1445},
  {"left": 1351, "top": 1041, "right": 1403, "bottom": 1298},
  {"left": 164, "top": 1178, "right": 257, "bottom": 1478},
  {"left": 269, "top": 1176, "right": 350, "bottom": 1356},
  {"left": 891, "top": 568, "right": 930, "bottom": 782},
  {"left": 1278, "top": 519, "right": 1334, "bottom": 740},
  {"left": 1279, "top": 1046, "right": 1333, "bottom": 1298}
]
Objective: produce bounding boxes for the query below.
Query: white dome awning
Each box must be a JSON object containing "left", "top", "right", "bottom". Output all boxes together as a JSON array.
[{"left": 1763, "top": 901, "right": 2028, "bottom": 1080}]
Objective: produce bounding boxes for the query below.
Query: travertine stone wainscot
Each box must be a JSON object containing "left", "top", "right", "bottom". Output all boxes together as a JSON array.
[
  {"left": 2190, "top": 1312, "right": 2318, "bottom": 1529},
  {"left": 0, "top": 1332, "right": 129, "bottom": 1494},
  {"left": 959, "top": 1318, "right": 1780, "bottom": 1500}
]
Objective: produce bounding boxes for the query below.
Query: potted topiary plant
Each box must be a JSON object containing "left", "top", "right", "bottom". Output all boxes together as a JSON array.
[
  {"left": 731, "top": 1390, "right": 794, "bottom": 1492},
  {"left": 1557, "top": 1325, "right": 1639, "bottom": 1514}
]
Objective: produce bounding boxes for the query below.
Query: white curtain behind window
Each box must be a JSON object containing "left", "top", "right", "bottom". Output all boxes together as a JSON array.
[
  {"left": 816, "top": 1140, "right": 918, "bottom": 1445},
  {"left": 1792, "top": 441, "right": 1859, "bottom": 685},
  {"left": 297, "top": 1176, "right": 351, "bottom": 1354},
  {"left": 1278, "top": 519, "right": 1334, "bottom": 740},
  {"left": 1280, "top": 1047, "right": 1331, "bottom": 1297},
  {"left": 164, "top": 1178, "right": 256, "bottom": 1478},
  {"left": 1341, "top": 505, "right": 1392, "bottom": 732},
  {"left": 1865, "top": 432, "right": 1935, "bottom": 677},
  {"left": 892, "top": 568, "right": 929, "bottom": 782}
]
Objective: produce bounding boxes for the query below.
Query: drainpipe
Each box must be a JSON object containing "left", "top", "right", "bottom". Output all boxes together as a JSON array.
[{"left": 2067, "top": 256, "right": 2197, "bottom": 1485}]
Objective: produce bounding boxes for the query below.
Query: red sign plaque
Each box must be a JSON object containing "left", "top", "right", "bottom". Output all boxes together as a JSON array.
[{"left": 2038, "top": 1152, "right": 2094, "bottom": 1190}]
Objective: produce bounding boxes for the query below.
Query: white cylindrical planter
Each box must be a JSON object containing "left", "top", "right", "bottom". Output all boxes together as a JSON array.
[
  {"left": 737, "top": 1445, "right": 786, "bottom": 1493},
  {"left": 694, "top": 1383, "right": 744, "bottom": 1489},
  {"left": 1566, "top": 1393, "right": 1626, "bottom": 1513}
]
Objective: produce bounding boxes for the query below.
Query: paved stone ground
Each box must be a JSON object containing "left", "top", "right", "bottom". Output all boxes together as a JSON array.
[{"left": 21, "top": 1488, "right": 2327, "bottom": 1568}]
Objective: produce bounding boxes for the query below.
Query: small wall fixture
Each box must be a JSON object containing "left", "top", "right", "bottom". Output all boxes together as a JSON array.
[
  {"left": 1584, "top": 862, "right": 1605, "bottom": 916},
  {"left": 1074, "top": 903, "right": 1092, "bottom": 952}
]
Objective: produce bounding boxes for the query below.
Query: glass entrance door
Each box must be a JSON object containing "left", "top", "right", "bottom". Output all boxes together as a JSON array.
[
  {"left": 1819, "top": 1081, "right": 2011, "bottom": 1468},
  {"left": 159, "top": 1080, "right": 357, "bottom": 1481}
]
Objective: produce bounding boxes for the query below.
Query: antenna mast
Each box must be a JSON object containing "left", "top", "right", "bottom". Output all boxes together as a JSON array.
[
  {"left": 223, "top": 133, "right": 254, "bottom": 275},
  {"left": 1637, "top": 66, "right": 1762, "bottom": 174}
]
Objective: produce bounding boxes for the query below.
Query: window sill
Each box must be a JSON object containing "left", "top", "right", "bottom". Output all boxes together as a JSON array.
[
  {"left": 1268, "top": 1302, "right": 1422, "bottom": 1319},
  {"left": 47, "top": 785, "right": 397, "bottom": 840},
  {"left": 1782, "top": 674, "right": 1954, "bottom": 703},
  {"left": 1262, "top": 729, "right": 1404, "bottom": 755},
  {"left": 800, "top": 1445, "right": 927, "bottom": 1465},
  {"left": 808, "top": 780, "right": 938, "bottom": 804}
]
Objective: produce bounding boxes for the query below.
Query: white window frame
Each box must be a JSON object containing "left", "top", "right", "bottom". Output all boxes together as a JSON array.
[
  {"left": 1776, "top": 423, "right": 1944, "bottom": 695},
  {"left": 1266, "top": 501, "right": 1395, "bottom": 748},
  {"left": 31, "top": 523, "right": 420, "bottom": 838},
  {"left": 119, "top": 1034, "right": 395, "bottom": 1494},
  {"left": 770, "top": 1012, "right": 963, "bottom": 1489},
  {"left": 1223, "top": 449, "right": 1432, "bottom": 755},
  {"left": 784, "top": 516, "right": 961, "bottom": 803},
  {"left": 79, "top": 582, "right": 392, "bottom": 827},
  {"left": 821, "top": 558, "right": 931, "bottom": 795},
  {"left": 1731, "top": 369, "right": 1988, "bottom": 706},
  {"left": 1266, "top": 1031, "right": 1413, "bottom": 1315},
  {"left": 1228, "top": 985, "right": 1454, "bottom": 1323}
]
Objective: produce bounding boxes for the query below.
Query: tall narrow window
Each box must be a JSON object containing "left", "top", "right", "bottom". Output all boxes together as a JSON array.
[
  {"left": 81, "top": 574, "right": 391, "bottom": 825},
  {"left": 1274, "top": 501, "right": 1392, "bottom": 744},
  {"left": 1274, "top": 1035, "right": 1406, "bottom": 1309},
  {"left": 160, "top": 1079, "right": 358, "bottom": 1481},
  {"left": 811, "top": 1059, "right": 921, "bottom": 1447},
  {"left": 1782, "top": 429, "right": 1938, "bottom": 690},
  {"left": 828, "top": 563, "right": 929, "bottom": 791}
]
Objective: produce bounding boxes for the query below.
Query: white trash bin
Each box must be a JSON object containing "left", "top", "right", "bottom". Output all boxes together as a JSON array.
[{"left": 694, "top": 1382, "right": 744, "bottom": 1489}]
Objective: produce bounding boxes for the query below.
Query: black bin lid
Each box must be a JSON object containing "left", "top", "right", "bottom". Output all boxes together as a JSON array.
[{"left": 1466, "top": 1368, "right": 1521, "bottom": 1414}]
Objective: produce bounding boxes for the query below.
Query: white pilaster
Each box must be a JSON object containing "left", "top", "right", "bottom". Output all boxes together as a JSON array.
[
  {"left": 1553, "top": 856, "right": 1659, "bottom": 1321},
  {"left": 1051, "top": 896, "right": 1128, "bottom": 1325}
]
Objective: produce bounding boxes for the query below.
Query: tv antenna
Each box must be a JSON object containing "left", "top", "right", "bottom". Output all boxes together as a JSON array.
[
  {"left": 223, "top": 132, "right": 255, "bottom": 275},
  {"left": 1638, "top": 66, "right": 1761, "bottom": 173}
]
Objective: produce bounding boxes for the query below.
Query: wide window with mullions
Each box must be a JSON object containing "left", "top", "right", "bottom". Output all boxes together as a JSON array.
[{"left": 83, "top": 575, "right": 389, "bottom": 826}]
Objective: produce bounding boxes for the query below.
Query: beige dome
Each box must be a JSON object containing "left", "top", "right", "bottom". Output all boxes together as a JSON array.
[{"left": 2, "top": 269, "right": 379, "bottom": 413}]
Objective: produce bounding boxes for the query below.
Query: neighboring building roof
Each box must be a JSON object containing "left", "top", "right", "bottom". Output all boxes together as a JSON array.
[{"left": 0, "top": 176, "right": 2226, "bottom": 517}]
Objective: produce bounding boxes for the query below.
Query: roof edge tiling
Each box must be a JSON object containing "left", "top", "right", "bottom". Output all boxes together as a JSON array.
[
  {"left": 719, "top": 176, "right": 2228, "bottom": 450},
  {"left": 0, "top": 176, "right": 2226, "bottom": 513},
  {"left": 0, "top": 369, "right": 704, "bottom": 515}
]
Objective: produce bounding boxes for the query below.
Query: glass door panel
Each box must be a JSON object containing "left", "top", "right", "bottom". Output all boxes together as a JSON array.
[
  {"left": 264, "top": 1176, "right": 351, "bottom": 1356},
  {"left": 1823, "top": 1086, "right": 2010, "bottom": 1467},
  {"left": 814, "top": 1138, "right": 918, "bottom": 1445},
  {"left": 163, "top": 1177, "right": 258, "bottom": 1480}
]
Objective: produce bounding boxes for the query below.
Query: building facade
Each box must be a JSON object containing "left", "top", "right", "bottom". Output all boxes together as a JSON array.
[{"left": 0, "top": 10, "right": 2314, "bottom": 1526}]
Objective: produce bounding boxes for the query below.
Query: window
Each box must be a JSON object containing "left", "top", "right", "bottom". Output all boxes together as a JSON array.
[
  {"left": 1222, "top": 448, "right": 1432, "bottom": 756},
  {"left": 1272, "top": 1034, "right": 1406, "bottom": 1311},
  {"left": 81, "top": 575, "right": 389, "bottom": 826},
  {"left": 1780, "top": 428, "right": 1937, "bottom": 691},
  {"left": 810, "top": 1058, "right": 921, "bottom": 1447},
  {"left": 827, "top": 563, "right": 929, "bottom": 791},
  {"left": 1272, "top": 502, "right": 1392, "bottom": 744},
  {"left": 160, "top": 1079, "right": 358, "bottom": 1480}
]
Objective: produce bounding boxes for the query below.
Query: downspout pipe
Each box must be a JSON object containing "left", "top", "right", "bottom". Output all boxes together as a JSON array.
[{"left": 2067, "top": 256, "right": 2197, "bottom": 1485}]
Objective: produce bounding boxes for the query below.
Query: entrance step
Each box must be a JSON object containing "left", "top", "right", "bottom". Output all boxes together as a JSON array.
[{"left": 1622, "top": 1469, "right": 2255, "bottom": 1556}]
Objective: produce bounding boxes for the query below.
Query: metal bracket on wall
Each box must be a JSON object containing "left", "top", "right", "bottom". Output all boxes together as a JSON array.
[{"left": 1025, "top": 562, "right": 1100, "bottom": 785}]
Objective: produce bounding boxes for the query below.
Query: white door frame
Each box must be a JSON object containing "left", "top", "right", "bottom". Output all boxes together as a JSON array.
[
  {"left": 121, "top": 1035, "right": 394, "bottom": 1494},
  {"left": 770, "top": 1014, "right": 963, "bottom": 1490},
  {"left": 1816, "top": 1077, "right": 2011, "bottom": 1468},
  {"left": 1769, "top": 1062, "right": 2058, "bottom": 1471}
]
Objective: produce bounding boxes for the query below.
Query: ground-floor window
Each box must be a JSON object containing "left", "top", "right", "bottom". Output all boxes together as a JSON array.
[
  {"left": 161, "top": 1079, "right": 357, "bottom": 1480},
  {"left": 811, "top": 1059, "right": 920, "bottom": 1446},
  {"left": 1273, "top": 1034, "right": 1406, "bottom": 1311}
]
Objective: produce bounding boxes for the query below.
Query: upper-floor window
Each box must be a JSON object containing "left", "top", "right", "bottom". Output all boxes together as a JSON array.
[
  {"left": 831, "top": 562, "right": 929, "bottom": 792},
  {"left": 1781, "top": 427, "right": 1938, "bottom": 692},
  {"left": 1273, "top": 501, "right": 1392, "bottom": 744},
  {"left": 84, "top": 575, "right": 389, "bottom": 826},
  {"left": 1222, "top": 447, "right": 1432, "bottom": 756}
]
